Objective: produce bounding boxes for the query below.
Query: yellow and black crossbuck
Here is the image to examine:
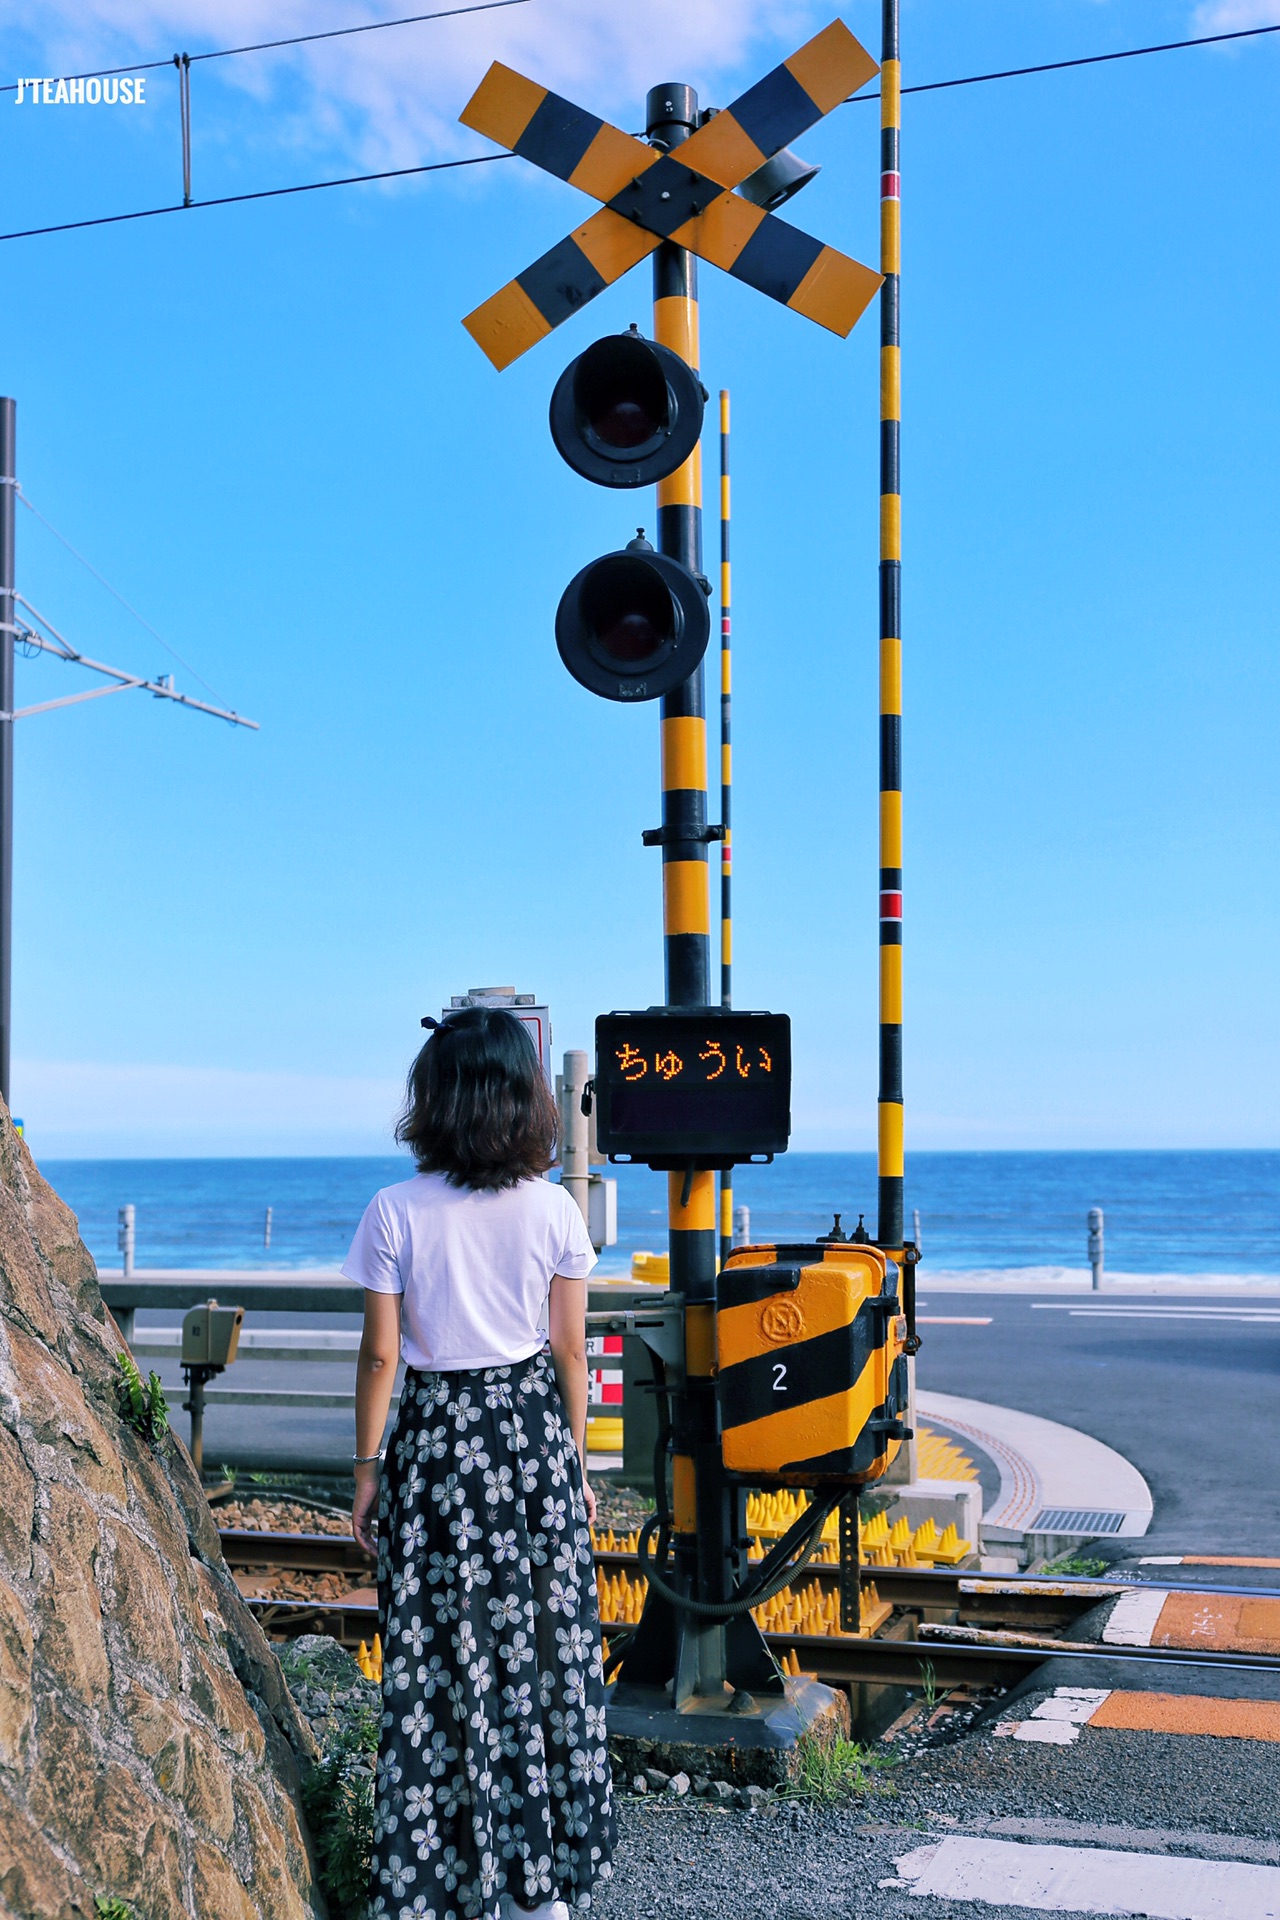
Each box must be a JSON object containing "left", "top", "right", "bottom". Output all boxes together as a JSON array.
[{"left": 459, "top": 19, "right": 884, "bottom": 369}]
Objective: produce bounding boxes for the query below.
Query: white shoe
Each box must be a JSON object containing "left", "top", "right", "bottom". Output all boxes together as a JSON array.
[{"left": 500, "top": 1898, "right": 569, "bottom": 1920}]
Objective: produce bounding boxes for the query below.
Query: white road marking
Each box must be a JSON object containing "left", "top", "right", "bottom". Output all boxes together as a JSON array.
[
  {"left": 993, "top": 1686, "right": 1111, "bottom": 1745},
  {"left": 1103, "top": 1586, "right": 1168, "bottom": 1645},
  {"left": 917, "top": 1315, "right": 993, "bottom": 1324},
  {"left": 1032, "top": 1303, "right": 1280, "bottom": 1321},
  {"left": 889, "top": 1834, "right": 1280, "bottom": 1915}
]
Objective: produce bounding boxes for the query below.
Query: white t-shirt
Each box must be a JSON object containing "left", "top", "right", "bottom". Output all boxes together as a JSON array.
[{"left": 341, "top": 1171, "right": 598, "bottom": 1371}]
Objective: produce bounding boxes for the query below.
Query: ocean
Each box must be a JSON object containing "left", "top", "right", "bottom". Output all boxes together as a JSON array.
[{"left": 41, "top": 1150, "right": 1280, "bottom": 1279}]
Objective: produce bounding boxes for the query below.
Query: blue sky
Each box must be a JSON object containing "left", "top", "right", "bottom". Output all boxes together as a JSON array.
[{"left": 4, "top": 0, "right": 1278, "bottom": 1156}]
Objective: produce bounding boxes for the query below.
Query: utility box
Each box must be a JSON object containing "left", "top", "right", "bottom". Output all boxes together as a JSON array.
[
  {"left": 449, "top": 988, "right": 552, "bottom": 1088},
  {"left": 181, "top": 1299, "right": 244, "bottom": 1368},
  {"left": 587, "top": 1173, "right": 617, "bottom": 1250},
  {"left": 715, "top": 1241, "right": 909, "bottom": 1486}
]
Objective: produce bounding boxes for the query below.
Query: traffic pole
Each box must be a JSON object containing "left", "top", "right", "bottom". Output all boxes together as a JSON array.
[
  {"left": 718, "top": 389, "right": 733, "bottom": 1270},
  {"left": 0, "top": 398, "right": 15, "bottom": 1113},
  {"left": 876, "top": 0, "right": 904, "bottom": 1253},
  {"left": 646, "top": 80, "right": 731, "bottom": 1705}
]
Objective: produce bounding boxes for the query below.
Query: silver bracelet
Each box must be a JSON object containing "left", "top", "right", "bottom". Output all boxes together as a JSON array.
[{"left": 352, "top": 1452, "right": 383, "bottom": 1463}]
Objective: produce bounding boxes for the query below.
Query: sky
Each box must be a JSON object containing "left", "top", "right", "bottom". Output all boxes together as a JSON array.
[{"left": 3, "top": 0, "right": 1278, "bottom": 1157}]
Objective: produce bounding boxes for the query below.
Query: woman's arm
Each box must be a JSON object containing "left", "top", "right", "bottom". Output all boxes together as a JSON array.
[
  {"left": 548, "top": 1273, "right": 596, "bottom": 1525},
  {"left": 352, "top": 1289, "right": 402, "bottom": 1554}
]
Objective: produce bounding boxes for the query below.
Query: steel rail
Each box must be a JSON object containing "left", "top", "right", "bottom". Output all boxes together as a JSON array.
[
  {"left": 238, "top": 1589, "right": 1280, "bottom": 1688},
  {"left": 219, "top": 1530, "right": 1280, "bottom": 1605},
  {"left": 221, "top": 1532, "right": 1280, "bottom": 1685},
  {"left": 593, "top": 1548, "right": 1280, "bottom": 1609}
]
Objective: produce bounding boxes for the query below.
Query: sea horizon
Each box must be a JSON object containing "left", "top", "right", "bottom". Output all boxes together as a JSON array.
[{"left": 40, "top": 1148, "right": 1280, "bottom": 1281}]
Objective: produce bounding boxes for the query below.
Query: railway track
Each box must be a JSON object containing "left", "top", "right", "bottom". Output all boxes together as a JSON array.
[{"left": 221, "top": 1528, "right": 1280, "bottom": 1690}]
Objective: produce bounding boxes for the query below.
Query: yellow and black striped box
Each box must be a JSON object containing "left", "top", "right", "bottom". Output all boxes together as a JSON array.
[{"left": 715, "top": 1241, "right": 909, "bottom": 1485}]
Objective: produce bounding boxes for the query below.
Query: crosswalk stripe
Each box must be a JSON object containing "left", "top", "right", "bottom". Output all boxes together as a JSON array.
[{"left": 886, "top": 1833, "right": 1280, "bottom": 1916}]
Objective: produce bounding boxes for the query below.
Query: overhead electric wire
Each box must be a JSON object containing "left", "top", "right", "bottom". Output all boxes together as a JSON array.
[
  {"left": 4, "top": 15, "right": 1278, "bottom": 246},
  {"left": 18, "top": 488, "right": 233, "bottom": 707},
  {"left": 0, "top": 0, "right": 533, "bottom": 92},
  {"left": 0, "top": 151, "right": 511, "bottom": 244},
  {"left": 845, "top": 18, "right": 1280, "bottom": 103}
]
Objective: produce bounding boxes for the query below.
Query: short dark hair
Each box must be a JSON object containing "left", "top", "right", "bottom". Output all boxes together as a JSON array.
[{"left": 395, "top": 1007, "right": 558, "bottom": 1191}]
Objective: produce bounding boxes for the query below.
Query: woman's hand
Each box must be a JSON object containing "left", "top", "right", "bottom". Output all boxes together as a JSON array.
[
  {"left": 581, "top": 1473, "right": 597, "bottom": 1528},
  {"left": 352, "top": 1461, "right": 380, "bottom": 1555}
]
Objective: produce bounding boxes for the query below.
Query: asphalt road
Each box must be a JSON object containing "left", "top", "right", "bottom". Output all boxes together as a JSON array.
[
  {"left": 914, "top": 1289, "right": 1280, "bottom": 1556},
  {"left": 135, "top": 1287, "right": 1280, "bottom": 1555}
]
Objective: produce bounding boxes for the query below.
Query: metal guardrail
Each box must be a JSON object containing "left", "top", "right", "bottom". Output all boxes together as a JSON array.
[{"left": 105, "top": 1278, "right": 669, "bottom": 1446}]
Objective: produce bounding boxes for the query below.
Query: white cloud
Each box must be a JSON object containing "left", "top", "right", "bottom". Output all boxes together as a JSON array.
[
  {"left": 10, "top": 0, "right": 831, "bottom": 173},
  {"left": 15, "top": 1057, "right": 404, "bottom": 1156},
  {"left": 1191, "top": 0, "right": 1280, "bottom": 32}
]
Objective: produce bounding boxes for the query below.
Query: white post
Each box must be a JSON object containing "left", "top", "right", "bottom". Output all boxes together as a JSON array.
[
  {"left": 912, "top": 1206, "right": 922, "bottom": 1253},
  {"left": 557, "top": 1049, "right": 590, "bottom": 1227},
  {"left": 263, "top": 1206, "right": 273, "bottom": 1250},
  {"left": 1088, "top": 1208, "right": 1104, "bottom": 1291},
  {"left": 117, "top": 1203, "right": 136, "bottom": 1278},
  {"left": 732, "top": 1203, "right": 750, "bottom": 1248}
]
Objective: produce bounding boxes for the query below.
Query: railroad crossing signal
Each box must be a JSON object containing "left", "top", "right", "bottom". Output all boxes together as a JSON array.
[
  {"left": 556, "top": 529, "right": 710, "bottom": 704},
  {"left": 459, "top": 20, "right": 883, "bottom": 370},
  {"left": 549, "top": 328, "right": 704, "bottom": 489}
]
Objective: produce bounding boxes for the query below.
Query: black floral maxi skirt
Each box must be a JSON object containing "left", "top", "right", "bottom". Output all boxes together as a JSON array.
[{"left": 369, "top": 1346, "right": 615, "bottom": 1920}]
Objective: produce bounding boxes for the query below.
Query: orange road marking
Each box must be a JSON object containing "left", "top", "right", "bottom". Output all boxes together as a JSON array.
[
  {"left": 1185, "top": 1555, "right": 1280, "bottom": 1568},
  {"left": 1089, "top": 1691, "right": 1280, "bottom": 1742},
  {"left": 1152, "top": 1593, "right": 1280, "bottom": 1656}
]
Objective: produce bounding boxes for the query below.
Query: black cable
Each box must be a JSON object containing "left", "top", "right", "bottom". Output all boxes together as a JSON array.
[
  {"left": 846, "top": 19, "right": 1280, "bottom": 104},
  {"left": 0, "top": 0, "right": 533, "bottom": 93},
  {"left": 8, "top": 16, "right": 1275, "bottom": 247},
  {"left": 634, "top": 1490, "right": 840, "bottom": 1622},
  {"left": 0, "top": 152, "right": 511, "bottom": 244}
]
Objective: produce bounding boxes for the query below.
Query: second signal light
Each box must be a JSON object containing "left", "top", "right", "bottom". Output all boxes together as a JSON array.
[{"left": 551, "top": 328, "right": 709, "bottom": 703}]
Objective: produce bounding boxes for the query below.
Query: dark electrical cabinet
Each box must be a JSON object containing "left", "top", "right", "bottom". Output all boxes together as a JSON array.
[{"left": 594, "top": 1008, "right": 791, "bottom": 1168}]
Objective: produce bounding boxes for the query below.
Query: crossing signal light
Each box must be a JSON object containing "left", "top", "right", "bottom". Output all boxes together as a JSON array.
[
  {"left": 555, "top": 531, "right": 710, "bottom": 704},
  {"left": 550, "top": 328, "right": 705, "bottom": 489}
]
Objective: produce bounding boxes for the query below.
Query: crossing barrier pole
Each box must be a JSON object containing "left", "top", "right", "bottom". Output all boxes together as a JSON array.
[
  {"left": 876, "top": 0, "right": 905, "bottom": 1254},
  {"left": 718, "top": 389, "right": 733, "bottom": 1271}
]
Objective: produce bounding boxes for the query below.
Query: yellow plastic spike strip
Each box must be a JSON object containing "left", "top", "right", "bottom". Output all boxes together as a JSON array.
[{"left": 916, "top": 1424, "right": 978, "bottom": 1483}]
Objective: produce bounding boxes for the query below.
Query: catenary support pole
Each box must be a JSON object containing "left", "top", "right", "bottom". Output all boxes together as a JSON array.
[
  {"left": 876, "top": 0, "right": 904, "bottom": 1253},
  {"left": 718, "top": 389, "right": 733, "bottom": 1270},
  {"left": 558, "top": 1049, "right": 591, "bottom": 1227},
  {"left": 0, "top": 398, "right": 15, "bottom": 1113}
]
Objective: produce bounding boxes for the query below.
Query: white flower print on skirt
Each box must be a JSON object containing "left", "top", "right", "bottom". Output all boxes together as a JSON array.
[{"left": 370, "top": 1346, "right": 615, "bottom": 1920}]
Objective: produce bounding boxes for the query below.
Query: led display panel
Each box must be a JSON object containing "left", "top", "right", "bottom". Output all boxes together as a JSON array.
[{"left": 594, "top": 1009, "right": 791, "bottom": 1166}]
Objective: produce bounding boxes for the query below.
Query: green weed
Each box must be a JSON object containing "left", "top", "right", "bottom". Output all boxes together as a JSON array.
[
  {"left": 299, "top": 1705, "right": 380, "bottom": 1920},
  {"left": 782, "top": 1732, "right": 897, "bottom": 1803},
  {"left": 1043, "top": 1552, "right": 1110, "bottom": 1577},
  {"left": 113, "top": 1351, "right": 169, "bottom": 1444},
  {"left": 94, "top": 1897, "right": 136, "bottom": 1919},
  {"left": 918, "top": 1660, "right": 938, "bottom": 1715}
]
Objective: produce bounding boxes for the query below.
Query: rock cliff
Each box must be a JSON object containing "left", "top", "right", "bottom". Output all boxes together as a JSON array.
[{"left": 0, "top": 1109, "right": 329, "bottom": 1919}]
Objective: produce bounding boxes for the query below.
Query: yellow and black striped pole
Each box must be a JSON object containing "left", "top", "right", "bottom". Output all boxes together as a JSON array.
[
  {"left": 876, "top": 0, "right": 904, "bottom": 1253},
  {"left": 718, "top": 389, "right": 733, "bottom": 1270},
  {"left": 649, "top": 81, "right": 732, "bottom": 1702}
]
